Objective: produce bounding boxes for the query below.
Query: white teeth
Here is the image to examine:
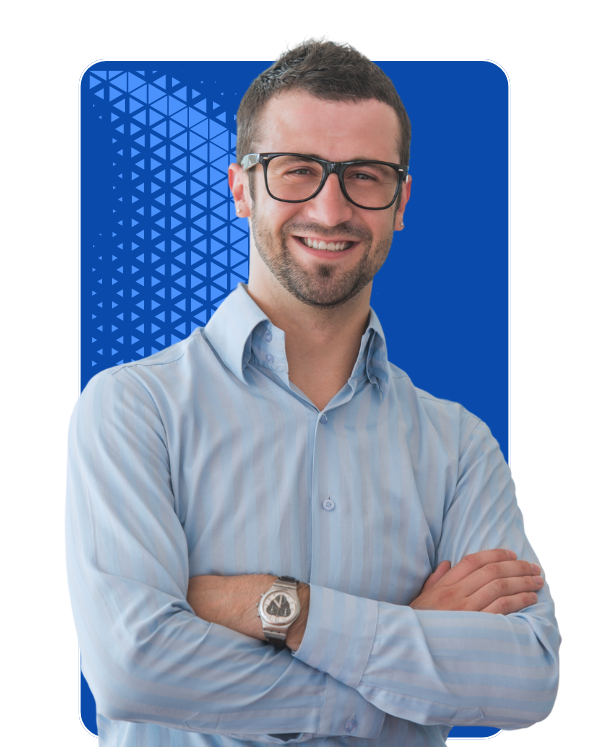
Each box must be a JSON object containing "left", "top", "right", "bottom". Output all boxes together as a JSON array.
[{"left": 300, "top": 237, "right": 352, "bottom": 251}]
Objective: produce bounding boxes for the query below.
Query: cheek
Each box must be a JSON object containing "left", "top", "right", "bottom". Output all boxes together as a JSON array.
[
  {"left": 369, "top": 214, "right": 395, "bottom": 243},
  {"left": 258, "top": 204, "right": 307, "bottom": 236},
  {"left": 253, "top": 189, "right": 295, "bottom": 220},
  {"left": 371, "top": 219, "right": 395, "bottom": 264}
]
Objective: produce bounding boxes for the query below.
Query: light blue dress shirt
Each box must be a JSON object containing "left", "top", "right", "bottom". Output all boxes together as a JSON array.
[{"left": 66, "top": 283, "right": 560, "bottom": 747}]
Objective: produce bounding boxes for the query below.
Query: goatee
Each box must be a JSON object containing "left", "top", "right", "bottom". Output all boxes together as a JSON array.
[{"left": 250, "top": 214, "right": 393, "bottom": 309}]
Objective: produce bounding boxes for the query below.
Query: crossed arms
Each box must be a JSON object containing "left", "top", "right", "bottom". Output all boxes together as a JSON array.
[
  {"left": 66, "top": 371, "right": 560, "bottom": 739},
  {"left": 187, "top": 549, "right": 546, "bottom": 652}
]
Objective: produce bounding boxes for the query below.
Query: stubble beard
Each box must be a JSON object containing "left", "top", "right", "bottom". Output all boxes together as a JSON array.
[{"left": 250, "top": 209, "right": 395, "bottom": 309}]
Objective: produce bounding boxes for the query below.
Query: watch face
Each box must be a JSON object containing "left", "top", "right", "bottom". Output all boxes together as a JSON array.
[{"left": 263, "top": 591, "right": 296, "bottom": 624}]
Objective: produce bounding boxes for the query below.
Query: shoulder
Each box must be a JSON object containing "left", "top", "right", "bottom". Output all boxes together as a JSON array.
[
  {"left": 386, "top": 361, "right": 483, "bottom": 446},
  {"left": 80, "top": 329, "right": 212, "bottom": 408}
]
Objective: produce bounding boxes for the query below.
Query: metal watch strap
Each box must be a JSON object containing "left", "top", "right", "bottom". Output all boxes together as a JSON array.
[{"left": 275, "top": 576, "right": 297, "bottom": 589}]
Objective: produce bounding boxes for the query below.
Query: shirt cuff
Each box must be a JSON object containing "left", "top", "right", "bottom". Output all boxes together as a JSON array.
[{"left": 294, "top": 585, "right": 384, "bottom": 738}]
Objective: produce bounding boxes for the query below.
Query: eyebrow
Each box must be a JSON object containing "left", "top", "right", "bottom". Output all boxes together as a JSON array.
[{"left": 282, "top": 153, "right": 392, "bottom": 163}]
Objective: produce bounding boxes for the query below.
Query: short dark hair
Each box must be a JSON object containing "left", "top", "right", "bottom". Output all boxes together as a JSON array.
[{"left": 236, "top": 39, "right": 411, "bottom": 168}]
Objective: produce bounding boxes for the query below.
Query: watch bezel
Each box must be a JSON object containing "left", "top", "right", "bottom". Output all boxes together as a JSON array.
[{"left": 258, "top": 587, "right": 301, "bottom": 627}]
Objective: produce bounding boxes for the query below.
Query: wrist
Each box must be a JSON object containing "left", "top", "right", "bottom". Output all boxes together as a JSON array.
[{"left": 285, "top": 582, "right": 309, "bottom": 651}]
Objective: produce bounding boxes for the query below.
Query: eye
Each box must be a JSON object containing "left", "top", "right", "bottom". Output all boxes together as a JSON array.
[{"left": 350, "top": 172, "right": 376, "bottom": 181}]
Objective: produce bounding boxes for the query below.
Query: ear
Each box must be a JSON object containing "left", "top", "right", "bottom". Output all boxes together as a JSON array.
[
  {"left": 394, "top": 174, "right": 412, "bottom": 231},
  {"left": 229, "top": 162, "right": 252, "bottom": 218}
]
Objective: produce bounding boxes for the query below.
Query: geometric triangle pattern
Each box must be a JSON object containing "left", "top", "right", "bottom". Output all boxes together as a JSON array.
[{"left": 82, "top": 65, "right": 250, "bottom": 390}]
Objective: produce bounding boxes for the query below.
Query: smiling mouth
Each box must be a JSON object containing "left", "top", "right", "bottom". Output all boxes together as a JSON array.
[{"left": 297, "top": 236, "right": 355, "bottom": 252}]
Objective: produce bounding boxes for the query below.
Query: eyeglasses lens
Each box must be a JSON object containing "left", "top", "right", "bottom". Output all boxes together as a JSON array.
[{"left": 266, "top": 156, "right": 399, "bottom": 208}]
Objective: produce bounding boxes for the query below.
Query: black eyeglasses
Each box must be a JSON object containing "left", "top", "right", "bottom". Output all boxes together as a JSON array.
[{"left": 241, "top": 153, "right": 408, "bottom": 210}]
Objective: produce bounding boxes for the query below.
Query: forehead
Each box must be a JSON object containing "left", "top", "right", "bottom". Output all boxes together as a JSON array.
[{"left": 256, "top": 91, "right": 402, "bottom": 163}]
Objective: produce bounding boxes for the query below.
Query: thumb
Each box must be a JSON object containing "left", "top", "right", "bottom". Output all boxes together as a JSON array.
[{"left": 421, "top": 560, "right": 451, "bottom": 591}]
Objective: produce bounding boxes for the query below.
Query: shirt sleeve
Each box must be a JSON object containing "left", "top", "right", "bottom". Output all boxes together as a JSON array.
[
  {"left": 65, "top": 369, "right": 385, "bottom": 740},
  {"left": 293, "top": 419, "right": 560, "bottom": 730}
]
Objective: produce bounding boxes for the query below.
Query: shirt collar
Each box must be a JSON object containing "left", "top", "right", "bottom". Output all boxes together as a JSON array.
[{"left": 204, "top": 283, "right": 390, "bottom": 397}]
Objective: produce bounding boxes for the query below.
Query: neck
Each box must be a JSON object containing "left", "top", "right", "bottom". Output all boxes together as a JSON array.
[{"left": 246, "top": 271, "right": 372, "bottom": 412}]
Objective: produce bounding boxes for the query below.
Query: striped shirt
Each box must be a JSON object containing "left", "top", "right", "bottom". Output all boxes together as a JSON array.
[{"left": 66, "top": 282, "right": 560, "bottom": 747}]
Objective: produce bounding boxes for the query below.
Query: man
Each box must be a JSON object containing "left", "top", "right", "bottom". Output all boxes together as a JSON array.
[{"left": 66, "top": 41, "right": 559, "bottom": 747}]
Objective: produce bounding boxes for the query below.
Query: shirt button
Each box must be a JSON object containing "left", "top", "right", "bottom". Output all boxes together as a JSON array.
[
  {"left": 322, "top": 499, "right": 335, "bottom": 511},
  {"left": 265, "top": 353, "right": 274, "bottom": 364},
  {"left": 345, "top": 716, "right": 357, "bottom": 734},
  {"left": 264, "top": 331, "right": 272, "bottom": 342},
  {"left": 319, "top": 413, "right": 328, "bottom": 424}
]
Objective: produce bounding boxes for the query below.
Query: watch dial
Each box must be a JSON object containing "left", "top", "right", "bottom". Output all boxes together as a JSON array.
[{"left": 264, "top": 592, "right": 295, "bottom": 623}]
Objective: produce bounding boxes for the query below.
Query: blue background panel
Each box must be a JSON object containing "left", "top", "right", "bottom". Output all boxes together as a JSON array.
[{"left": 81, "top": 61, "right": 507, "bottom": 740}]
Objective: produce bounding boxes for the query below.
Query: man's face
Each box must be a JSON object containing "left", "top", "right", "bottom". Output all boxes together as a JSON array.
[{"left": 233, "top": 91, "right": 409, "bottom": 309}]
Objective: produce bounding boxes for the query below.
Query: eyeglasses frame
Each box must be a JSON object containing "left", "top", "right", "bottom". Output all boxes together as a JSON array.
[{"left": 241, "top": 153, "right": 409, "bottom": 211}]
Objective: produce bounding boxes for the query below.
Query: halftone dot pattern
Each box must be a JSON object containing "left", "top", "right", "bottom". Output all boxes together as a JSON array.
[{"left": 83, "top": 66, "right": 249, "bottom": 390}]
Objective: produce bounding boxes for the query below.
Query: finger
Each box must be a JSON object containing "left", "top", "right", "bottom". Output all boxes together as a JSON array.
[
  {"left": 466, "top": 574, "right": 544, "bottom": 611},
  {"left": 435, "top": 549, "right": 517, "bottom": 587},
  {"left": 481, "top": 591, "right": 539, "bottom": 615},
  {"left": 459, "top": 560, "right": 542, "bottom": 597},
  {"left": 422, "top": 560, "right": 451, "bottom": 591}
]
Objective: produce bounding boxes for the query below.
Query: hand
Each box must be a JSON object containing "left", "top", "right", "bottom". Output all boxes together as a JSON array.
[{"left": 410, "top": 549, "right": 544, "bottom": 615}]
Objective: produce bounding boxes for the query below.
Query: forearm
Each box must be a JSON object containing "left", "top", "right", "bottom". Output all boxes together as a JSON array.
[
  {"left": 66, "top": 372, "right": 383, "bottom": 739},
  {"left": 294, "top": 583, "right": 559, "bottom": 729},
  {"left": 186, "top": 574, "right": 310, "bottom": 650},
  {"left": 68, "top": 503, "right": 378, "bottom": 738}
]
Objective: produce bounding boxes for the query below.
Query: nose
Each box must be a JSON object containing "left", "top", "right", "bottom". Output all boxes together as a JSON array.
[{"left": 304, "top": 173, "right": 354, "bottom": 226}]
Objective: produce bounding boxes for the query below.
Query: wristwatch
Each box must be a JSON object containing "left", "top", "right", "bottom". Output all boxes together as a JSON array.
[{"left": 257, "top": 576, "right": 301, "bottom": 648}]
